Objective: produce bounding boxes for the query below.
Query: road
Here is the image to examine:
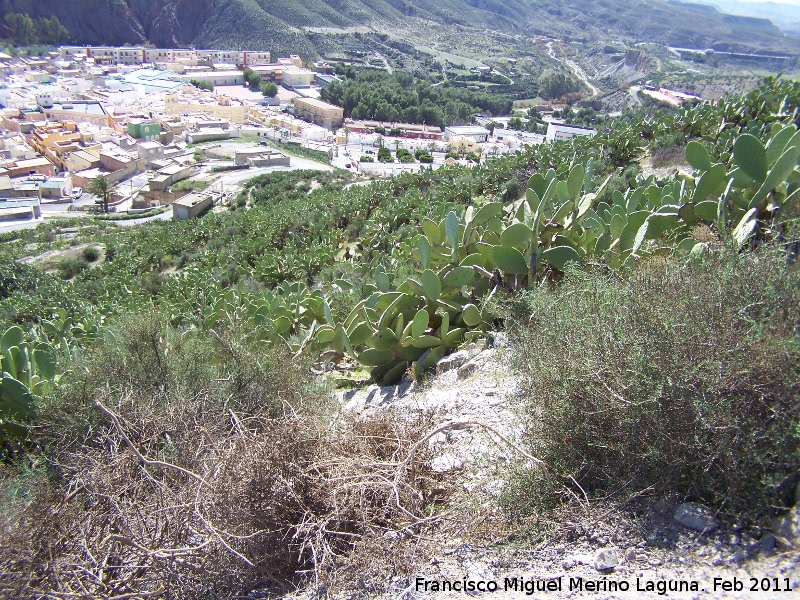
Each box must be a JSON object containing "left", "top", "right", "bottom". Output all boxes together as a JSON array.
[{"left": 547, "top": 41, "right": 600, "bottom": 98}]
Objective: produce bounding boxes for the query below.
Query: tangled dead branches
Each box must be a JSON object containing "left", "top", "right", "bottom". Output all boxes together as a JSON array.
[
  {"left": 1, "top": 392, "right": 443, "bottom": 599},
  {"left": 0, "top": 317, "right": 449, "bottom": 599}
]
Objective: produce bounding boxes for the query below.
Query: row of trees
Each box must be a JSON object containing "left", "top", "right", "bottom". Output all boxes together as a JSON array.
[
  {"left": 190, "top": 79, "right": 214, "bottom": 91},
  {"left": 320, "top": 70, "right": 512, "bottom": 128}
]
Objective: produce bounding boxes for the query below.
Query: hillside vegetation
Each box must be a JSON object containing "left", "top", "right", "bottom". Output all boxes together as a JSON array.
[
  {"left": 1, "top": 0, "right": 796, "bottom": 55},
  {"left": 1, "top": 78, "right": 799, "bottom": 597}
]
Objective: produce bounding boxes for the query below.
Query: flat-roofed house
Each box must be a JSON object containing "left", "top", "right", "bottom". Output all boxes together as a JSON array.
[
  {"left": 545, "top": 122, "right": 597, "bottom": 142},
  {"left": 293, "top": 98, "right": 343, "bottom": 129},
  {"left": 172, "top": 190, "right": 214, "bottom": 219}
]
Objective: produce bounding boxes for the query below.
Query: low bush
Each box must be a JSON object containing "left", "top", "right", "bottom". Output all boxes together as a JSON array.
[
  {"left": 81, "top": 246, "right": 100, "bottom": 263},
  {"left": 505, "top": 241, "right": 800, "bottom": 522},
  {"left": 211, "top": 164, "right": 250, "bottom": 173},
  {"left": 377, "top": 147, "right": 393, "bottom": 162},
  {"left": 651, "top": 144, "right": 687, "bottom": 169},
  {"left": 56, "top": 256, "right": 88, "bottom": 279},
  {"left": 0, "top": 314, "right": 438, "bottom": 597}
]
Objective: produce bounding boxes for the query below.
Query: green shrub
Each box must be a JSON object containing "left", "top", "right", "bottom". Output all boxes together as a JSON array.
[
  {"left": 81, "top": 246, "right": 100, "bottom": 263},
  {"left": 506, "top": 242, "right": 800, "bottom": 521},
  {"left": 360, "top": 155, "right": 374, "bottom": 162},
  {"left": 57, "top": 256, "right": 89, "bottom": 279},
  {"left": 377, "top": 147, "right": 392, "bottom": 162},
  {"left": 415, "top": 149, "right": 433, "bottom": 163}
]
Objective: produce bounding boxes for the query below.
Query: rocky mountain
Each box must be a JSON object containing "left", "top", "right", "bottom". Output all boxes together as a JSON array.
[
  {"left": 682, "top": 0, "right": 800, "bottom": 33},
  {"left": 1, "top": 0, "right": 797, "bottom": 55}
]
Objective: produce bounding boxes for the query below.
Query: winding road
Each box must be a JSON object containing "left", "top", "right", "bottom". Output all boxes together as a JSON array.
[{"left": 547, "top": 41, "right": 600, "bottom": 98}]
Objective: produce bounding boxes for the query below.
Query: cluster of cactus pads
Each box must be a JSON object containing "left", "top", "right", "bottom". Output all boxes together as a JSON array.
[{"left": 309, "top": 121, "right": 800, "bottom": 384}]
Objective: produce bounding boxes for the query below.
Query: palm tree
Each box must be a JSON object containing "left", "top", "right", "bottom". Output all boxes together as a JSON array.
[{"left": 87, "top": 174, "right": 111, "bottom": 213}]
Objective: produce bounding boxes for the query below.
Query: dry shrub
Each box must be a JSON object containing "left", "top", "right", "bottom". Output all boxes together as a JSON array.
[
  {"left": 650, "top": 144, "right": 687, "bottom": 169},
  {"left": 507, "top": 241, "right": 800, "bottom": 522},
  {"left": 0, "top": 315, "right": 439, "bottom": 599}
]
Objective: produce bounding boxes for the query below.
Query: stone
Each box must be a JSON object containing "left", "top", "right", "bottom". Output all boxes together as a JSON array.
[
  {"left": 490, "top": 332, "right": 510, "bottom": 348},
  {"left": 673, "top": 502, "right": 719, "bottom": 532},
  {"left": 624, "top": 548, "right": 636, "bottom": 562},
  {"left": 430, "top": 453, "right": 464, "bottom": 473},
  {"left": 728, "top": 550, "right": 747, "bottom": 565},
  {"left": 771, "top": 506, "right": 800, "bottom": 548},
  {"left": 760, "top": 533, "right": 776, "bottom": 553},
  {"left": 482, "top": 480, "right": 506, "bottom": 497},
  {"left": 594, "top": 548, "right": 619, "bottom": 571},
  {"left": 436, "top": 350, "right": 470, "bottom": 373},
  {"left": 457, "top": 351, "right": 493, "bottom": 379}
]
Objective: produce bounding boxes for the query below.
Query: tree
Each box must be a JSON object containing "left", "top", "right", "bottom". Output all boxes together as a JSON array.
[
  {"left": 87, "top": 175, "right": 111, "bottom": 214},
  {"left": 487, "top": 121, "right": 504, "bottom": 135},
  {"left": 377, "top": 147, "right": 392, "bottom": 162},
  {"left": 242, "top": 69, "right": 262, "bottom": 89},
  {"left": 262, "top": 82, "right": 278, "bottom": 97},
  {"left": 190, "top": 79, "right": 214, "bottom": 91},
  {"left": 539, "top": 72, "right": 579, "bottom": 100},
  {"left": 527, "top": 107, "right": 543, "bottom": 122},
  {"left": 508, "top": 117, "right": 524, "bottom": 131}
]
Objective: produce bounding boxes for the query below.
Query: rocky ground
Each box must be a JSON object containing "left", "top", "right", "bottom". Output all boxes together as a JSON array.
[{"left": 283, "top": 343, "right": 800, "bottom": 599}]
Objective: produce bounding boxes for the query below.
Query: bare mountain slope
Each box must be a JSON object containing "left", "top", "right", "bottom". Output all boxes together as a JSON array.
[{"left": 1, "top": 0, "right": 796, "bottom": 55}]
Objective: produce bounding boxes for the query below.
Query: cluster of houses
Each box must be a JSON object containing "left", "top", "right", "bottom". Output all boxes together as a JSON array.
[
  {"left": 0, "top": 43, "right": 602, "bottom": 222},
  {"left": 0, "top": 45, "right": 353, "bottom": 221}
]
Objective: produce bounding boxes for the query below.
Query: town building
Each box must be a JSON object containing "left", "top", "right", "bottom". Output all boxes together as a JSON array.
[
  {"left": 293, "top": 98, "right": 343, "bottom": 129},
  {"left": 38, "top": 176, "right": 73, "bottom": 199},
  {"left": 164, "top": 93, "right": 248, "bottom": 124},
  {"left": 40, "top": 101, "right": 111, "bottom": 127},
  {"left": 177, "top": 70, "right": 245, "bottom": 87},
  {"left": 59, "top": 46, "right": 271, "bottom": 68},
  {"left": 443, "top": 125, "right": 491, "bottom": 143},
  {"left": 545, "top": 122, "right": 597, "bottom": 142},
  {"left": 127, "top": 119, "right": 161, "bottom": 141},
  {"left": 344, "top": 120, "right": 443, "bottom": 140},
  {"left": 282, "top": 68, "right": 316, "bottom": 88},
  {"left": 172, "top": 190, "right": 215, "bottom": 219}
]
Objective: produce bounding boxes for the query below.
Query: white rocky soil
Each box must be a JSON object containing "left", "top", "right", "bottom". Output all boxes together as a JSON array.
[{"left": 290, "top": 344, "right": 800, "bottom": 599}]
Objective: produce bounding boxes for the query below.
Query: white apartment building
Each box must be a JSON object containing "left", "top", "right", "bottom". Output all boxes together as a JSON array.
[
  {"left": 546, "top": 122, "right": 597, "bottom": 142},
  {"left": 58, "top": 46, "right": 270, "bottom": 68}
]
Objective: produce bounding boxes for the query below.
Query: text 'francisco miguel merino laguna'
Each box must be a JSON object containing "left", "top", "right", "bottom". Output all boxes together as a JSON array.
[{"left": 415, "top": 576, "right": 703, "bottom": 595}]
